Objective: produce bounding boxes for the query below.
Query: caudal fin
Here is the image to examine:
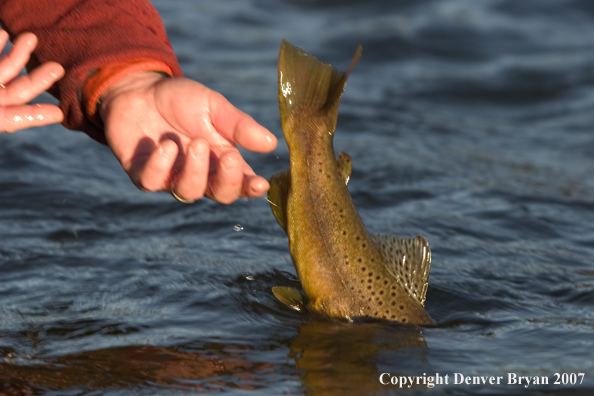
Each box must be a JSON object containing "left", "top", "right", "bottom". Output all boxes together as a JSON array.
[{"left": 278, "top": 40, "right": 361, "bottom": 138}]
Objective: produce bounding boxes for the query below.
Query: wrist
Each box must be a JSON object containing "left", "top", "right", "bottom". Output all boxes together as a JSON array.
[
  {"left": 99, "top": 72, "right": 167, "bottom": 120},
  {"left": 82, "top": 59, "right": 173, "bottom": 127}
]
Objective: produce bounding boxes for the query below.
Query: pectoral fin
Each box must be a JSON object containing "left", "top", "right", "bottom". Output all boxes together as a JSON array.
[
  {"left": 372, "top": 234, "right": 431, "bottom": 306},
  {"left": 337, "top": 152, "right": 352, "bottom": 185},
  {"left": 272, "top": 286, "right": 305, "bottom": 311},
  {"left": 268, "top": 169, "right": 291, "bottom": 234}
]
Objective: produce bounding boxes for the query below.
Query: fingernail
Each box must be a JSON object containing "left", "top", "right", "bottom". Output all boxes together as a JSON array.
[
  {"left": 159, "top": 145, "right": 171, "bottom": 159},
  {"left": 224, "top": 154, "right": 236, "bottom": 163},
  {"left": 251, "top": 181, "right": 263, "bottom": 192}
]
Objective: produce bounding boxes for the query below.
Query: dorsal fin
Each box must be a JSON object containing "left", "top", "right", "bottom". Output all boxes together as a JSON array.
[
  {"left": 278, "top": 40, "right": 362, "bottom": 140},
  {"left": 268, "top": 169, "right": 291, "bottom": 234},
  {"left": 372, "top": 234, "right": 431, "bottom": 306},
  {"left": 336, "top": 152, "right": 352, "bottom": 185}
]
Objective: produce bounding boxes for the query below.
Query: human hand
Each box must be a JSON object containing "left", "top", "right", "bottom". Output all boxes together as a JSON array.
[
  {"left": 99, "top": 72, "right": 277, "bottom": 204},
  {"left": 0, "top": 30, "right": 64, "bottom": 133}
]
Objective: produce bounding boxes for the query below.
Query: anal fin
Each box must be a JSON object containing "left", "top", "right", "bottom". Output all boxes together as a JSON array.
[
  {"left": 372, "top": 234, "right": 431, "bottom": 306},
  {"left": 268, "top": 169, "right": 291, "bottom": 234}
]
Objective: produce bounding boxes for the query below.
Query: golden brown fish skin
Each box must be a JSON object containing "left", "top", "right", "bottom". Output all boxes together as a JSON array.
[{"left": 276, "top": 41, "right": 434, "bottom": 325}]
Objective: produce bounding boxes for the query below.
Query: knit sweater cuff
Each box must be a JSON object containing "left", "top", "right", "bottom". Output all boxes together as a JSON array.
[{"left": 82, "top": 59, "right": 173, "bottom": 128}]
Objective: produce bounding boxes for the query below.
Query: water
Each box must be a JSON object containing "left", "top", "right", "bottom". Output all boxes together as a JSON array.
[{"left": 1, "top": 0, "right": 594, "bottom": 394}]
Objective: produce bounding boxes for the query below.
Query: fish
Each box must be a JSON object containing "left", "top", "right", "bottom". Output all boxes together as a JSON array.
[{"left": 268, "top": 40, "right": 435, "bottom": 326}]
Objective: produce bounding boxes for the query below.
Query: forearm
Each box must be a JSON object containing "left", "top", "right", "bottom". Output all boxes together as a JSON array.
[{"left": 0, "top": 0, "right": 183, "bottom": 143}]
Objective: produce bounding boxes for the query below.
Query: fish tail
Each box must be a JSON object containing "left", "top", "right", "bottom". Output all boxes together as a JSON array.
[{"left": 278, "top": 40, "right": 361, "bottom": 141}]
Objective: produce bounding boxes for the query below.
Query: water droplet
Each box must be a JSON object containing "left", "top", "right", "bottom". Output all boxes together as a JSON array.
[{"left": 234, "top": 224, "right": 244, "bottom": 232}]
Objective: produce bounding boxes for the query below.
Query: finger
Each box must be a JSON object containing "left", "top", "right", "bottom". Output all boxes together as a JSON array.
[
  {"left": 132, "top": 139, "right": 178, "bottom": 192},
  {"left": 0, "top": 32, "right": 38, "bottom": 85},
  {"left": 0, "top": 61, "right": 64, "bottom": 106},
  {"left": 235, "top": 161, "right": 262, "bottom": 198},
  {"left": 209, "top": 92, "right": 277, "bottom": 153},
  {"left": 0, "top": 31, "right": 9, "bottom": 55},
  {"left": 241, "top": 175, "right": 270, "bottom": 198},
  {"left": 170, "top": 138, "right": 210, "bottom": 202},
  {"left": 0, "top": 103, "right": 63, "bottom": 132},
  {"left": 205, "top": 149, "right": 244, "bottom": 204}
]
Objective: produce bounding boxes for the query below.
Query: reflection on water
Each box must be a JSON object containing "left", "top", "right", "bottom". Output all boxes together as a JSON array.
[
  {"left": 0, "top": 344, "right": 273, "bottom": 394},
  {"left": 0, "top": 320, "right": 428, "bottom": 396},
  {"left": 291, "top": 321, "right": 428, "bottom": 396}
]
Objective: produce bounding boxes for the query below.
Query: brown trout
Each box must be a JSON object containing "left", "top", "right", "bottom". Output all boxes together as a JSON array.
[{"left": 268, "top": 40, "right": 434, "bottom": 325}]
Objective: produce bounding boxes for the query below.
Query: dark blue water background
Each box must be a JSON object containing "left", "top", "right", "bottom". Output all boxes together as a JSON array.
[{"left": 1, "top": 0, "right": 593, "bottom": 394}]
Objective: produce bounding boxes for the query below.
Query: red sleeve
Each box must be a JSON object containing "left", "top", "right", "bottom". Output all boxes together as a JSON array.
[{"left": 0, "top": 0, "right": 184, "bottom": 144}]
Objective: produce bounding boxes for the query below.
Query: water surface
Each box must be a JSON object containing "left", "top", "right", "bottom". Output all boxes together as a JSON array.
[{"left": 1, "top": 0, "right": 594, "bottom": 394}]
